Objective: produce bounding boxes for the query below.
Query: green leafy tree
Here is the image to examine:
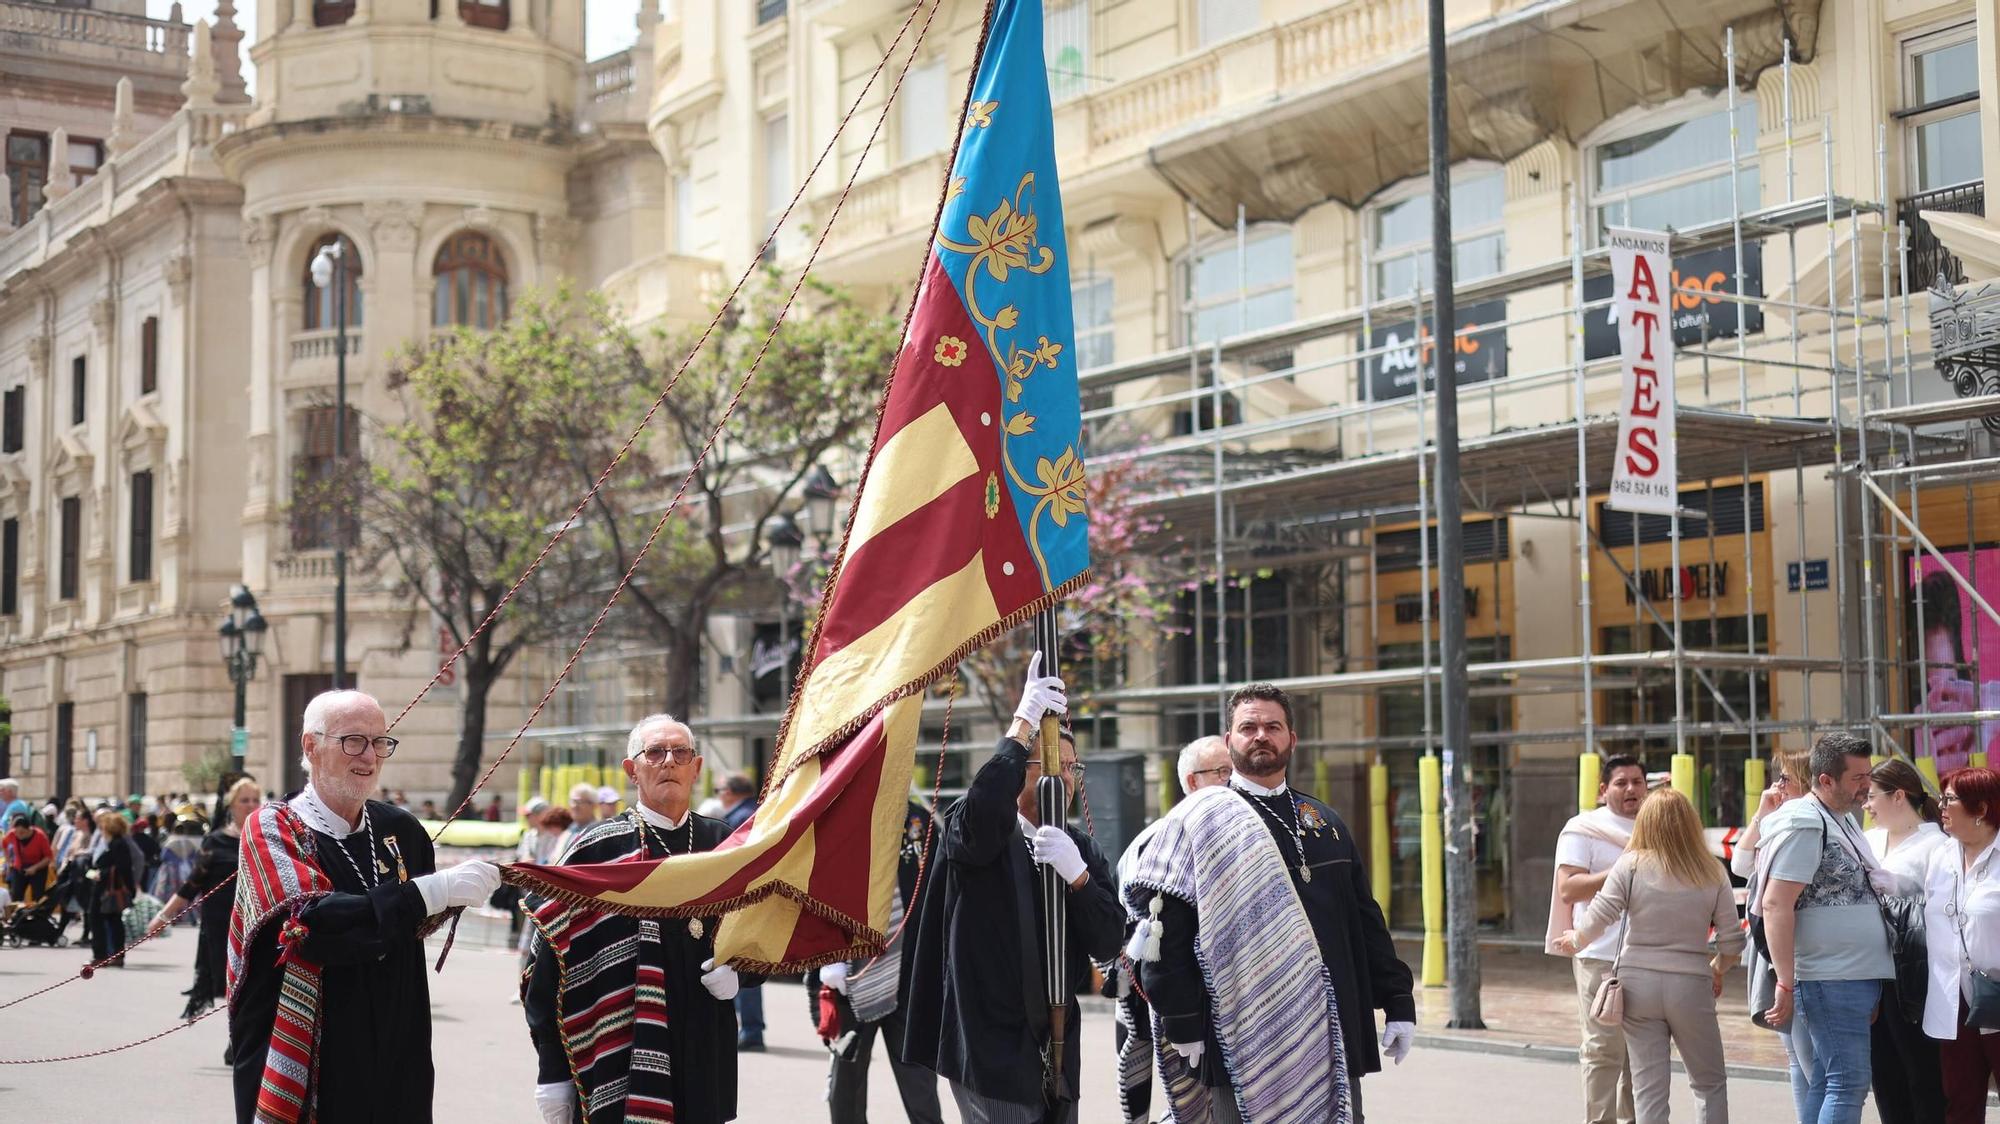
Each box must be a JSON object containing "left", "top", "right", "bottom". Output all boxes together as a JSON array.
[
  {"left": 301, "top": 287, "right": 656, "bottom": 810},
  {"left": 594, "top": 273, "right": 899, "bottom": 724}
]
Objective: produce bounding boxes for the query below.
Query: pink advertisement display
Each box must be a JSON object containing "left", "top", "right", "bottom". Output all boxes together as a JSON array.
[{"left": 1909, "top": 549, "right": 2000, "bottom": 773}]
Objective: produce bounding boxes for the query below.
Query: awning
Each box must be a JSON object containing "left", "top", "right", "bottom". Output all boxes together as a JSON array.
[{"left": 1148, "top": 0, "right": 1825, "bottom": 225}]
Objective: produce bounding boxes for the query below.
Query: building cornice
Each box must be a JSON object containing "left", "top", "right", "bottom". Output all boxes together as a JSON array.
[{"left": 214, "top": 113, "right": 581, "bottom": 180}]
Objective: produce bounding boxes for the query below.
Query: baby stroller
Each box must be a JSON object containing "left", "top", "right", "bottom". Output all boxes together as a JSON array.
[{"left": 2, "top": 892, "right": 74, "bottom": 947}]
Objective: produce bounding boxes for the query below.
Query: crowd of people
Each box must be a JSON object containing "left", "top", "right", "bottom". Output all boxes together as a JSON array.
[
  {"left": 1550, "top": 736, "right": 2000, "bottom": 1124},
  {"left": 5, "top": 668, "right": 1995, "bottom": 1124}
]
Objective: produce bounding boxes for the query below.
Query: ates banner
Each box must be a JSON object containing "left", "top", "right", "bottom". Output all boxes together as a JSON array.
[{"left": 1606, "top": 227, "right": 1676, "bottom": 516}]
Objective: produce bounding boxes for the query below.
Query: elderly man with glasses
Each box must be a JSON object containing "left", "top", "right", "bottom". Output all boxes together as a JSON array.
[
  {"left": 523, "top": 714, "right": 756, "bottom": 1124},
  {"left": 226, "top": 688, "right": 503, "bottom": 1124}
]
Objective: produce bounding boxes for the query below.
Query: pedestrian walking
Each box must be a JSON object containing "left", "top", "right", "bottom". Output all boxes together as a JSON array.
[
  {"left": 1558, "top": 788, "right": 1744, "bottom": 1124},
  {"left": 1922, "top": 766, "right": 2000, "bottom": 1123},
  {"left": 1862, "top": 758, "right": 1949, "bottom": 1124},
  {"left": 148, "top": 778, "right": 261, "bottom": 1022}
]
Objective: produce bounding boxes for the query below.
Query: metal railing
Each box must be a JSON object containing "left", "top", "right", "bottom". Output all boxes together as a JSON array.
[{"left": 1898, "top": 181, "right": 1983, "bottom": 293}]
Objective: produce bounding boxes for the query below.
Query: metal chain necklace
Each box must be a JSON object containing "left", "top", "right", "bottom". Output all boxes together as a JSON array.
[
  {"left": 632, "top": 810, "right": 709, "bottom": 941},
  {"left": 1236, "top": 786, "right": 1312, "bottom": 884}
]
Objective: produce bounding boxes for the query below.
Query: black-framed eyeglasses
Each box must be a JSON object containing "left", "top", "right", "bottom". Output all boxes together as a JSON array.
[
  {"left": 1940, "top": 793, "right": 1962, "bottom": 808},
  {"left": 1190, "top": 766, "right": 1232, "bottom": 781},
  {"left": 325, "top": 733, "right": 398, "bottom": 758},
  {"left": 636, "top": 746, "right": 697, "bottom": 767}
]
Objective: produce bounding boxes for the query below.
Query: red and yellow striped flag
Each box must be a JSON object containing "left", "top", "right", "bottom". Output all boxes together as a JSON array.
[{"left": 505, "top": 0, "right": 1090, "bottom": 973}]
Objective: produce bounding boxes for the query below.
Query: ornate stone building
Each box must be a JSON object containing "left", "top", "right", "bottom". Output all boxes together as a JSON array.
[{"left": 0, "top": 0, "right": 667, "bottom": 801}]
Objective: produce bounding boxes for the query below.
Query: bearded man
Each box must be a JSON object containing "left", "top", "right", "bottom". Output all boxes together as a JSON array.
[
  {"left": 1133, "top": 683, "right": 1415, "bottom": 1123},
  {"left": 227, "top": 689, "right": 502, "bottom": 1124}
]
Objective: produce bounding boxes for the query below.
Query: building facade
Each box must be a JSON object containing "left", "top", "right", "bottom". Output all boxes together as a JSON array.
[{"left": 0, "top": 0, "right": 669, "bottom": 803}]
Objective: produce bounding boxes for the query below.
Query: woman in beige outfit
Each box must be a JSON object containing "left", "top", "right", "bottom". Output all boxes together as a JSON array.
[{"left": 1559, "top": 789, "right": 1746, "bottom": 1124}]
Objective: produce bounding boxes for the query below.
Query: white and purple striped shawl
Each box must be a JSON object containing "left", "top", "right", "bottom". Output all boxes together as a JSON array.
[{"left": 1123, "top": 786, "right": 1351, "bottom": 1124}]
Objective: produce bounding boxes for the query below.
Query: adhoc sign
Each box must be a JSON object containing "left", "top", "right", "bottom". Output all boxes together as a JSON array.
[
  {"left": 1363, "top": 298, "right": 1508, "bottom": 401},
  {"left": 1584, "top": 243, "right": 1765, "bottom": 359},
  {"left": 1606, "top": 227, "right": 1677, "bottom": 516}
]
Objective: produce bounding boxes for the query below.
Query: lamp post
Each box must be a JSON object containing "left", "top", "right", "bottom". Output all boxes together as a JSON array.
[
  {"left": 309, "top": 239, "right": 351, "bottom": 689},
  {"left": 766, "top": 513, "right": 803, "bottom": 698},
  {"left": 802, "top": 465, "right": 839, "bottom": 550},
  {"left": 218, "top": 584, "right": 267, "bottom": 773}
]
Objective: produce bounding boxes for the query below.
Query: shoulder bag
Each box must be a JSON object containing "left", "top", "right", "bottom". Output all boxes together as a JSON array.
[
  {"left": 1819, "top": 801, "right": 1929, "bottom": 1024},
  {"left": 1955, "top": 861, "right": 2000, "bottom": 1030},
  {"left": 1590, "top": 865, "right": 1633, "bottom": 1028}
]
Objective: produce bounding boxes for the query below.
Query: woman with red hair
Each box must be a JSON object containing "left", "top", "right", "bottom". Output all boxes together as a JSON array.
[{"left": 1923, "top": 766, "right": 2000, "bottom": 1122}]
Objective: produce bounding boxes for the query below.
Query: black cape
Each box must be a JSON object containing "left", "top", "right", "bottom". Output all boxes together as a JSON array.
[
  {"left": 1142, "top": 784, "right": 1416, "bottom": 1082},
  {"left": 899, "top": 738, "right": 1124, "bottom": 1106},
  {"left": 228, "top": 800, "right": 438, "bottom": 1124},
  {"left": 176, "top": 826, "right": 243, "bottom": 1018},
  {"left": 524, "top": 811, "right": 742, "bottom": 1124}
]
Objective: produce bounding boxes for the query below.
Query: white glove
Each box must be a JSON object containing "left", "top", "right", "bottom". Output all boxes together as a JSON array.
[
  {"left": 1382, "top": 1020, "right": 1415, "bottom": 1064},
  {"left": 534, "top": 1081, "right": 574, "bottom": 1124},
  {"left": 1868, "top": 867, "right": 1899, "bottom": 898},
  {"left": 1031, "top": 824, "right": 1088, "bottom": 884},
  {"left": 1169, "top": 1040, "right": 1204, "bottom": 1069},
  {"left": 414, "top": 860, "right": 504, "bottom": 915},
  {"left": 820, "top": 960, "right": 850, "bottom": 994},
  {"left": 700, "top": 957, "right": 740, "bottom": 1001},
  {"left": 1013, "top": 651, "right": 1068, "bottom": 727}
]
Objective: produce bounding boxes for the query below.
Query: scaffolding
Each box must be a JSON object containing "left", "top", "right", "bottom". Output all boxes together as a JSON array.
[{"left": 496, "top": 22, "right": 2000, "bottom": 937}]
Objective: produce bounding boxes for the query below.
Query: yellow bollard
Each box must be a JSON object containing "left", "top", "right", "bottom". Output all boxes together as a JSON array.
[
  {"left": 1916, "top": 756, "right": 1940, "bottom": 791},
  {"left": 1578, "top": 753, "right": 1601, "bottom": 814},
  {"left": 1974, "top": 751, "right": 1990, "bottom": 770},
  {"left": 1743, "top": 759, "right": 1766, "bottom": 828},
  {"left": 1420, "top": 755, "right": 1444, "bottom": 988},
  {"left": 514, "top": 767, "right": 532, "bottom": 827},
  {"left": 913, "top": 762, "right": 930, "bottom": 796},
  {"left": 1370, "top": 762, "right": 1391, "bottom": 918},
  {"left": 1671, "top": 753, "right": 1696, "bottom": 801},
  {"left": 1160, "top": 762, "right": 1177, "bottom": 814},
  {"left": 1314, "top": 756, "right": 1331, "bottom": 806}
]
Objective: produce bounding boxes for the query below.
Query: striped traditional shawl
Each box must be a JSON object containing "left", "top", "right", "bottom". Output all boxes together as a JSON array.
[
  {"left": 227, "top": 803, "right": 335, "bottom": 1124},
  {"left": 1123, "top": 786, "right": 1350, "bottom": 1124}
]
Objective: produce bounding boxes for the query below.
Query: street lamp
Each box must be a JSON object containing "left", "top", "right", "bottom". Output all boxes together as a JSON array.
[
  {"left": 802, "top": 465, "right": 840, "bottom": 549},
  {"left": 309, "top": 238, "right": 352, "bottom": 689},
  {"left": 218, "top": 584, "right": 267, "bottom": 772},
  {"left": 765, "top": 513, "right": 803, "bottom": 698}
]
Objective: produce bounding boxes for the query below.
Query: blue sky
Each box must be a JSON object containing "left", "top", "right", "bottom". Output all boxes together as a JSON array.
[{"left": 148, "top": 1, "right": 645, "bottom": 93}]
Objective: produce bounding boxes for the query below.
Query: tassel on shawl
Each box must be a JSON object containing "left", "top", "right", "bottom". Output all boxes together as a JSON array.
[{"left": 1126, "top": 894, "right": 1164, "bottom": 962}]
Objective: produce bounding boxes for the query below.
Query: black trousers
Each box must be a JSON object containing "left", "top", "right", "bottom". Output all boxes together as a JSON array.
[
  {"left": 1870, "top": 981, "right": 1946, "bottom": 1124},
  {"left": 828, "top": 1007, "right": 944, "bottom": 1124}
]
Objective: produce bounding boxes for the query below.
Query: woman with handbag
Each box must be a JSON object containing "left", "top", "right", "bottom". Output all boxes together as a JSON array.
[
  {"left": 1862, "top": 759, "right": 1949, "bottom": 1124},
  {"left": 1924, "top": 766, "right": 2000, "bottom": 1123},
  {"left": 1557, "top": 788, "right": 1746, "bottom": 1124}
]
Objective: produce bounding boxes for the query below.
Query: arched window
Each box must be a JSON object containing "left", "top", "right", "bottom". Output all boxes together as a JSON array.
[
  {"left": 432, "top": 232, "right": 510, "bottom": 329},
  {"left": 302, "top": 234, "right": 365, "bottom": 330}
]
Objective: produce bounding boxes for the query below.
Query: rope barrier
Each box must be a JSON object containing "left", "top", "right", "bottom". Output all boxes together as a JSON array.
[
  {"left": 0, "top": 1005, "right": 223, "bottom": 1065},
  {"left": 0, "top": 0, "right": 945, "bottom": 1030}
]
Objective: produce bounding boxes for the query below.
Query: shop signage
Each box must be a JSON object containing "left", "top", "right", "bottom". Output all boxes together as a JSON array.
[
  {"left": 1584, "top": 243, "right": 1766, "bottom": 358},
  {"left": 1607, "top": 227, "right": 1678, "bottom": 516},
  {"left": 1392, "top": 586, "right": 1481, "bottom": 624},
  {"left": 1787, "top": 559, "right": 1829, "bottom": 592},
  {"left": 1363, "top": 298, "right": 1509, "bottom": 402},
  {"left": 1624, "top": 561, "right": 1730, "bottom": 605}
]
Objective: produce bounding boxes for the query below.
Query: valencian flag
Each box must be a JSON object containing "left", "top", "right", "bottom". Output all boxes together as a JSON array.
[{"left": 505, "top": 0, "right": 1090, "bottom": 973}]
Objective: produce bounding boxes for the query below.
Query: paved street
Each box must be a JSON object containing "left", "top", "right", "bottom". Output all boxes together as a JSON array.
[{"left": 0, "top": 910, "right": 1849, "bottom": 1123}]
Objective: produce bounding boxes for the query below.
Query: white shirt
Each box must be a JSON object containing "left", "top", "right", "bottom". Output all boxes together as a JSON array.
[
  {"left": 1555, "top": 808, "right": 1637, "bottom": 962},
  {"left": 292, "top": 782, "right": 362, "bottom": 839},
  {"left": 1864, "top": 822, "right": 1949, "bottom": 897},
  {"left": 634, "top": 802, "right": 691, "bottom": 831},
  {"left": 1230, "top": 773, "right": 1288, "bottom": 797},
  {"left": 1922, "top": 832, "right": 2000, "bottom": 1040}
]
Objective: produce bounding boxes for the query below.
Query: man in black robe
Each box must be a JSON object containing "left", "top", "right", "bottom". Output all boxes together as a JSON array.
[
  {"left": 1140, "top": 683, "right": 1416, "bottom": 1122},
  {"left": 524, "top": 714, "right": 751, "bottom": 1124},
  {"left": 901, "top": 656, "right": 1125, "bottom": 1124},
  {"left": 811, "top": 799, "right": 944, "bottom": 1124},
  {"left": 227, "top": 689, "right": 503, "bottom": 1124}
]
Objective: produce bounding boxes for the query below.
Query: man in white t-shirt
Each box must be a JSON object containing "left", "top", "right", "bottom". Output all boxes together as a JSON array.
[{"left": 1549, "top": 755, "right": 1645, "bottom": 1124}]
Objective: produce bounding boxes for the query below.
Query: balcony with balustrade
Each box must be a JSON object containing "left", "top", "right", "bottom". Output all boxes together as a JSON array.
[{"left": 0, "top": 0, "right": 191, "bottom": 93}]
